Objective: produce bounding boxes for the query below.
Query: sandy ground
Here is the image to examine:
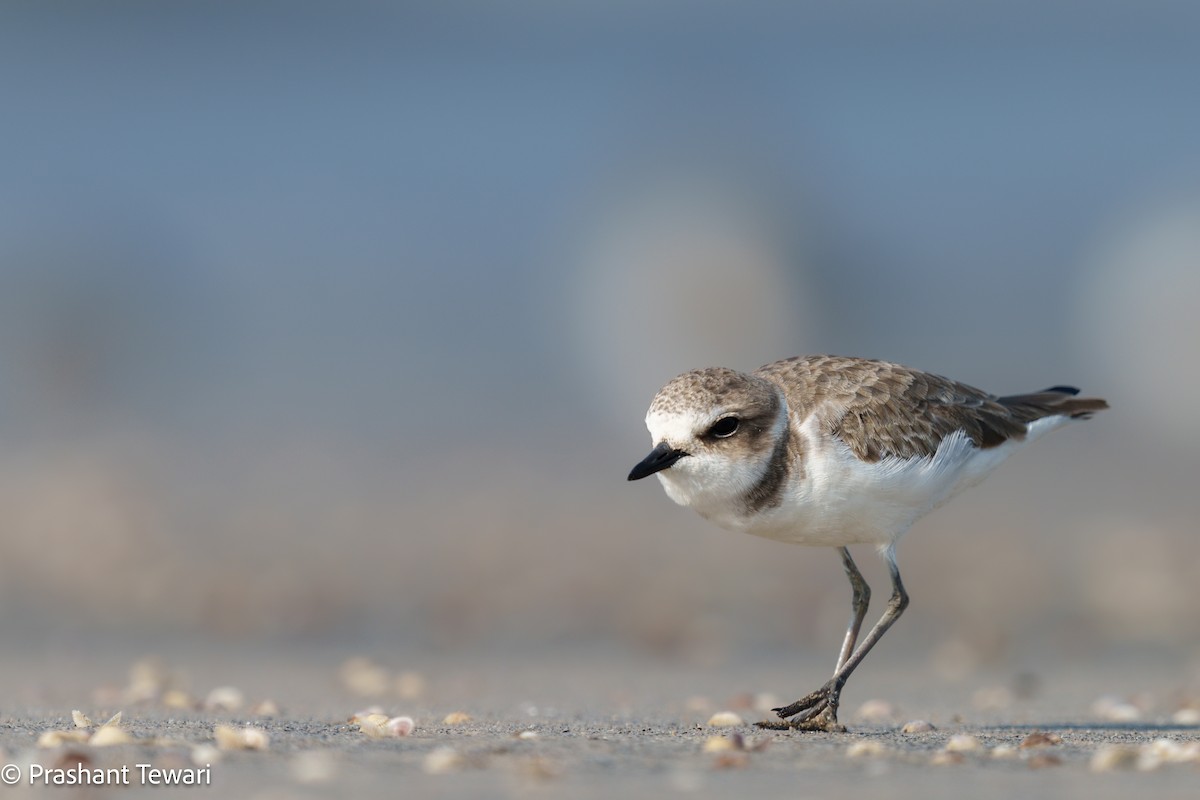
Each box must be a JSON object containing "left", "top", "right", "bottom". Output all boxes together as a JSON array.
[{"left": 0, "top": 635, "right": 1198, "bottom": 798}]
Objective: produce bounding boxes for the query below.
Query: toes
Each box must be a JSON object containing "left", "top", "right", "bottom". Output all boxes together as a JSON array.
[
  {"left": 772, "top": 689, "right": 832, "bottom": 720},
  {"left": 790, "top": 718, "right": 845, "bottom": 733},
  {"left": 754, "top": 720, "right": 792, "bottom": 730},
  {"left": 789, "top": 703, "right": 843, "bottom": 732}
]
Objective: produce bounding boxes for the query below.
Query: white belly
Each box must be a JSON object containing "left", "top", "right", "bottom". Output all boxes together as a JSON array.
[{"left": 731, "top": 416, "right": 1068, "bottom": 548}]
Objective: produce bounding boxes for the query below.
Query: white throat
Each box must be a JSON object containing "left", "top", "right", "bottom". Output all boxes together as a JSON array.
[{"left": 646, "top": 399, "right": 790, "bottom": 530}]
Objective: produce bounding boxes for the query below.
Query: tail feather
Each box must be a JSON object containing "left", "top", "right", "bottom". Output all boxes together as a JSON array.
[{"left": 998, "top": 387, "right": 1109, "bottom": 421}]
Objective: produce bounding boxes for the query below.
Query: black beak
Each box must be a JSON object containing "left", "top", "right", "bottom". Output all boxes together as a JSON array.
[{"left": 627, "top": 442, "right": 688, "bottom": 481}]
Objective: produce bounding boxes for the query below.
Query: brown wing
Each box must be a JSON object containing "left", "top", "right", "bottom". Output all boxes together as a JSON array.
[{"left": 755, "top": 355, "right": 1107, "bottom": 463}]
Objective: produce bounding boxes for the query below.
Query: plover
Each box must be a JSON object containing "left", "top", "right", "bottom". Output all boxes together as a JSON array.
[{"left": 627, "top": 355, "right": 1107, "bottom": 732}]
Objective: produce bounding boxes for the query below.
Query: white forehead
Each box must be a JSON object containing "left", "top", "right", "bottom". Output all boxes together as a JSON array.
[
  {"left": 643, "top": 366, "right": 781, "bottom": 445},
  {"left": 645, "top": 406, "right": 722, "bottom": 445}
]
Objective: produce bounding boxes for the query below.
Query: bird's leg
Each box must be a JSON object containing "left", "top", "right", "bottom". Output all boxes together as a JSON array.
[
  {"left": 835, "top": 547, "right": 871, "bottom": 673},
  {"left": 761, "top": 546, "right": 909, "bottom": 732}
]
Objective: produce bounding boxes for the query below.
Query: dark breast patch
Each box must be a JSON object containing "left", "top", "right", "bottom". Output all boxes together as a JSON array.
[{"left": 740, "top": 413, "right": 800, "bottom": 515}]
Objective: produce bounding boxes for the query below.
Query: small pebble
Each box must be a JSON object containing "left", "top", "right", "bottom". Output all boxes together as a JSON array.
[
  {"left": 1090, "top": 745, "right": 1140, "bottom": 772},
  {"left": 191, "top": 745, "right": 221, "bottom": 767},
  {"left": 930, "top": 750, "right": 965, "bottom": 766},
  {"left": 204, "top": 686, "right": 245, "bottom": 712},
  {"left": 388, "top": 716, "right": 415, "bottom": 737},
  {"left": 1144, "top": 738, "right": 1200, "bottom": 764},
  {"left": 517, "top": 729, "right": 538, "bottom": 740},
  {"left": 706, "top": 711, "right": 743, "bottom": 728},
  {"left": 945, "top": 734, "right": 984, "bottom": 753},
  {"left": 519, "top": 756, "right": 559, "bottom": 780},
  {"left": 944, "top": 734, "right": 983, "bottom": 753},
  {"left": 990, "top": 744, "right": 1019, "bottom": 759},
  {"left": 1091, "top": 695, "right": 1141, "bottom": 722},
  {"left": 443, "top": 712, "right": 472, "bottom": 725},
  {"left": 740, "top": 734, "right": 770, "bottom": 753},
  {"left": 1171, "top": 708, "right": 1200, "bottom": 725},
  {"left": 1177, "top": 741, "right": 1200, "bottom": 762},
  {"left": 703, "top": 736, "right": 735, "bottom": 753},
  {"left": 1135, "top": 748, "right": 1163, "bottom": 772},
  {"left": 355, "top": 713, "right": 391, "bottom": 738},
  {"left": 1019, "top": 731, "right": 1061, "bottom": 748},
  {"left": 1027, "top": 753, "right": 1062, "bottom": 769},
  {"left": 846, "top": 740, "right": 889, "bottom": 758},
  {"left": 212, "top": 724, "right": 242, "bottom": 750},
  {"left": 213, "top": 724, "right": 269, "bottom": 751},
  {"left": 250, "top": 699, "right": 281, "bottom": 717},
  {"left": 162, "top": 689, "right": 196, "bottom": 710},
  {"left": 423, "top": 746, "right": 464, "bottom": 774},
  {"left": 71, "top": 710, "right": 122, "bottom": 732},
  {"left": 901, "top": 720, "right": 935, "bottom": 734},
  {"left": 350, "top": 706, "right": 385, "bottom": 722},
  {"left": 240, "top": 727, "right": 270, "bottom": 750},
  {"left": 36, "top": 730, "right": 89, "bottom": 748},
  {"left": 89, "top": 726, "right": 133, "bottom": 747}
]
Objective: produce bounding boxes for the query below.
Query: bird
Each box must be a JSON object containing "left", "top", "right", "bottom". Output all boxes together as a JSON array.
[{"left": 627, "top": 354, "right": 1107, "bottom": 732}]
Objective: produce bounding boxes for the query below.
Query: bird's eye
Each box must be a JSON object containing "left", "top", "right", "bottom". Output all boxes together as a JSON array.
[{"left": 709, "top": 417, "right": 740, "bottom": 439}]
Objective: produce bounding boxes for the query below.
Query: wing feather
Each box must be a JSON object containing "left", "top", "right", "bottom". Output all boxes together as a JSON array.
[{"left": 755, "top": 355, "right": 1105, "bottom": 463}]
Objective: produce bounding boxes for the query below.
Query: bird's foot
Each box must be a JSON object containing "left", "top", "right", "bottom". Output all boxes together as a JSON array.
[
  {"left": 782, "top": 701, "right": 845, "bottom": 732},
  {"left": 754, "top": 681, "right": 846, "bottom": 733}
]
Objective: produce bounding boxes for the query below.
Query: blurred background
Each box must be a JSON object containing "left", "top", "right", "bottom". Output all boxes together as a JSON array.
[{"left": 1, "top": 1, "right": 1198, "bottom": 684}]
